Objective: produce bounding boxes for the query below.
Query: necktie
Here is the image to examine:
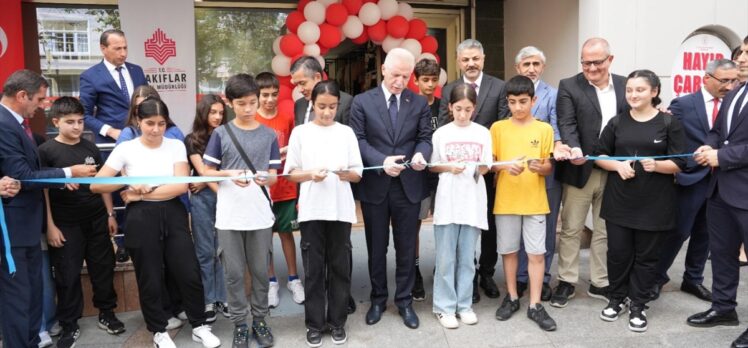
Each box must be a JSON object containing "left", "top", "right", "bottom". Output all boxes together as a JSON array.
[
  {"left": 711, "top": 98, "right": 720, "bottom": 129},
  {"left": 388, "top": 94, "right": 398, "bottom": 128},
  {"left": 731, "top": 86, "right": 748, "bottom": 131},
  {"left": 22, "top": 119, "right": 33, "bottom": 141},
  {"left": 115, "top": 66, "right": 130, "bottom": 101},
  {"left": 469, "top": 82, "right": 478, "bottom": 93},
  {"left": 469, "top": 83, "right": 478, "bottom": 120}
]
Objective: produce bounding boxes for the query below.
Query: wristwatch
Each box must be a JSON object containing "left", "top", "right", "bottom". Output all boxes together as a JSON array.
[{"left": 107, "top": 212, "right": 116, "bottom": 218}]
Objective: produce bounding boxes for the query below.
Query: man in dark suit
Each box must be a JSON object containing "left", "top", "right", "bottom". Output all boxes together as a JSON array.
[
  {"left": 551, "top": 38, "right": 627, "bottom": 308},
  {"left": 0, "top": 70, "right": 96, "bottom": 348},
  {"left": 653, "top": 59, "right": 739, "bottom": 302},
  {"left": 290, "top": 56, "right": 352, "bottom": 126},
  {"left": 689, "top": 37, "right": 748, "bottom": 348},
  {"left": 437, "top": 39, "right": 508, "bottom": 303},
  {"left": 80, "top": 29, "right": 147, "bottom": 144},
  {"left": 349, "top": 48, "right": 432, "bottom": 329}
]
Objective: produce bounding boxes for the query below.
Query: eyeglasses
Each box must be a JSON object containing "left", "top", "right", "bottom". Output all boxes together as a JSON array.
[
  {"left": 707, "top": 73, "right": 740, "bottom": 86},
  {"left": 581, "top": 56, "right": 610, "bottom": 68}
]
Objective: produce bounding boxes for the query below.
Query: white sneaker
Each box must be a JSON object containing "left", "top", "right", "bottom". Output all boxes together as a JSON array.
[
  {"left": 269, "top": 281, "right": 280, "bottom": 308},
  {"left": 192, "top": 324, "right": 221, "bottom": 348},
  {"left": 458, "top": 309, "right": 479, "bottom": 325},
  {"left": 153, "top": 331, "right": 176, "bottom": 348},
  {"left": 435, "top": 313, "right": 459, "bottom": 329},
  {"left": 38, "top": 331, "right": 53, "bottom": 348},
  {"left": 287, "top": 279, "right": 305, "bottom": 304},
  {"left": 176, "top": 311, "right": 188, "bottom": 320},
  {"left": 49, "top": 322, "right": 63, "bottom": 337},
  {"left": 165, "top": 317, "right": 183, "bottom": 330}
]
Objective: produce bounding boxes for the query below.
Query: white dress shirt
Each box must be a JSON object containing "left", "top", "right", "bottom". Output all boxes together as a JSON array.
[
  {"left": 701, "top": 86, "right": 719, "bottom": 129},
  {"left": 590, "top": 74, "right": 617, "bottom": 135}
]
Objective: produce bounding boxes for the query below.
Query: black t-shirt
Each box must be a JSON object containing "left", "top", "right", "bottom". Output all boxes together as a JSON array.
[
  {"left": 38, "top": 138, "right": 106, "bottom": 224},
  {"left": 595, "top": 111, "right": 686, "bottom": 231},
  {"left": 429, "top": 97, "right": 441, "bottom": 132}
]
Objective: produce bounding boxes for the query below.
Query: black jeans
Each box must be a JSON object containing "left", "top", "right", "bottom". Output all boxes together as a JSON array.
[
  {"left": 50, "top": 213, "right": 117, "bottom": 330},
  {"left": 478, "top": 172, "right": 498, "bottom": 277},
  {"left": 606, "top": 221, "right": 666, "bottom": 306},
  {"left": 300, "top": 220, "right": 352, "bottom": 331}
]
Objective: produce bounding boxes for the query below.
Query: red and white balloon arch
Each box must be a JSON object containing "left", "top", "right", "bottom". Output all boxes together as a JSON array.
[{"left": 270, "top": 0, "right": 447, "bottom": 116}]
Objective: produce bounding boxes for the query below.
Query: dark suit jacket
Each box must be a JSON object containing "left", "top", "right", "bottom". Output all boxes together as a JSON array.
[
  {"left": 294, "top": 91, "right": 353, "bottom": 126},
  {"left": 438, "top": 73, "right": 509, "bottom": 129},
  {"left": 556, "top": 73, "right": 627, "bottom": 188},
  {"left": 671, "top": 90, "right": 712, "bottom": 186},
  {"left": 0, "top": 106, "right": 65, "bottom": 248},
  {"left": 705, "top": 83, "right": 748, "bottom": 210},
  {"left": 349, "top": 86, "right": 433, "bottom": 205},
  {"left": 80, "top": 60, "right": 148, "bottom": 143}
]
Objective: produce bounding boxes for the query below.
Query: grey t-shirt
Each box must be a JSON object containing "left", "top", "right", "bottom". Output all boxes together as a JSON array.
[{"left": 203, "top": 121, "right": 281, "bottom": 171}]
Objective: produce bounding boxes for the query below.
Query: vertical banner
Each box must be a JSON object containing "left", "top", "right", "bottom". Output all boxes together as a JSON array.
[
  {"left": 119, "top": 0, "right": 196, "bottom": 133},
  {"left": 671, "top": 33, "right": 731, "bottom": 98},
  {"left": 0, "top": 0, "right": 25, "bottom": 93}
]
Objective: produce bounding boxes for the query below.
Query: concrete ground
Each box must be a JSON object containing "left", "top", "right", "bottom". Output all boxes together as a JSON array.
[{"left": 17, "top": 224, "right": 748, "bottom": 348}]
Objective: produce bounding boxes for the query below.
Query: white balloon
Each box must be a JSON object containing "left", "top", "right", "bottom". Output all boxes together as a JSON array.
[
  {"left": 342, "top": 15, "right": 364, "bottom": 39},
  {"left": 378, "top": 0, "right": 399, "bottom": 20},
  {"left": 297, "top": 21, "right": 321, "bottom": 44},
  {"left": 397, "top": 2, "right": 414, "bottom": 20},
  {"left": 303, "top": 1, "right": 326, "bottom": 25},
  {"left": 303, "top": 43, "right": 321, "bottom": 56},
  {"left": 292, "top": 85, "right": 304, "bottom": 101},
  {"left": 358, "top": 2, "right": 381, "bottom": 26},
  {"left": 317, "top": 0, "right": 338, "bottom": 7},
  {"left": 271, "top": 55, "right": 292, "bottom": 76},
  {"left": 272, "top": 36, "right": 282, "bottom": 55},
  {"left": 400, "top": 39, "right": 422, "bottom": 59},
  {"left": 382, "top": 35, "right": 404, "bottom": 53},
  {"left": 315, "top": 55, "right": 326, "bottom": 69},
  {"left": 439, "top": 68, "right": 448, "bottom": 86},
  {"left": 372, "top": 39, "right": 383, "bottom": 46},
  {"left": 418, "top": 52, "right": 437, "bottom": 62}
]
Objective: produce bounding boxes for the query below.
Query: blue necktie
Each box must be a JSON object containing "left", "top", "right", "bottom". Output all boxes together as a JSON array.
[
  {"left": 388, "top": 94, "right": 398, "bottom": 128},
  {"left": 116, "top": 66, "right": 130, "bottom": 101}
]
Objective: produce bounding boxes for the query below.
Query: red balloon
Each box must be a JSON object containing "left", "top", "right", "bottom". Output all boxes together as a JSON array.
[
  {"left": 434, "top": 85, "right": 442, "bottom": 99},
  {"left": 278, "top": 99, "right": 295, "bottom": 116},
  {"left": 420, "top": 36, "right": 438, "bottom": 54},
  {"left": 342, "top": 0, "right": 363, "bottom": 15},
  {"left": 297, "top": 0, "right": 313, "bottom": 11},
  {"left": 285, "top": 11, "right": 305, "bottom": 33},
  {"left": 322, "top": 71, "right": 328, "bottom": 81},
  {"left": 386, "top": 16, "right": 409, "bottom": 39},
  {"left": 367, "top": 20, "right": 387, "bottom": 43},
  {"left": 318, "top": 23, "right": 342, "bottom": 49},
  {"left": 407, "top": 74, "right": 419, "bottom": 93},
  {"left": 351, "top": 30, "right": 369, "bottom": 45},
  {"left": 280, "top": 34, "right": 304, "bottom": 57},
  {"left": 277, "top": 75, "right": 292, "bottom": 88},
  {"left": 278, "top": 84, "right": 292, "bottom": 101},
  {"left": 290, "top": 53, "right": 304, "bottom": 66},
  {"left": 325, "top": 3, "right": 349, "bottom": 27},
  {"left": 362, "top": 0, "right": 377, "bottom": 3},
  {"left": 320, "top": 46, "right": 330, "bottom": 55},
  {"left": 406, "top": 18, "right": 427, "bottom": 40}
]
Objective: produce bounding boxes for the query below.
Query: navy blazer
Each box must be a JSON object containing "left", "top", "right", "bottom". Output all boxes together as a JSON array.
[
  {"left": 671, "top": 90, "right": 712, "bottom": 186},
  {"left": 0, "top": 106, "right": 65, "bottom": 248},
  {"left": 556, "top": 72, "right": 628, "bottom": 188},
  {"left": 349, "top": 86, "right": 433, "bottom": 205},
  {"left": 705, "top": 83, "right": 748, "bottom": 210},
  {"left": 438, "top": 73, "right": 509, "bottom": 129},
  {"left": 80, "top": 61, "right": 148, "bottom": 143}
]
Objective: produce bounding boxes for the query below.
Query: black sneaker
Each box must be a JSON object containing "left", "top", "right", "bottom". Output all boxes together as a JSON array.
[
  {"left": 541, "top": 283, "right": 553, "bottom": 301},
  {"left": 517, "top": 281, "right": 528, "bottom": 298},
  {"left": 115, "top": 244, "right": 129, "bottom": 263},
  {"left": 587, "top": 284, "right": 609, "bottom": 301},
  {"left": 628, "top": 306, "right": 648, "bottom": 332},
  {"left": 472, "top": 275, "right": 481, "bottom": 303},
  {"left": 600, "top": 298, "right": 628, "bottom": 322},
  {"left": 252, "top": 319, "right": 274, "bottom": 347},
  {"left": 412, "top": 266, "right": 426, "bottom": 301},
  {"left": 216, "top": 302, "right": 230, "bottom": 318},
  {"left": 527, "top": 303, "right": 557, "bottom": 331},
  {"left": 56, "top": 328, "right": 80, "bottom": 348},
  {"left": 97, "top": 310, "right": 125, "bottom": 335},
  {"left": 330, "top": 327, "right": 347, "bottom": 345},
  {"left": 306, "top": 329, "right": 322, "bottom": 348},
  {"left": 232, "top": 324, "right": 250, "bottom": 348},
  {"left": 495, "top": 295, "right": 520, "bottom": 321},
  {"left": 550, "top": 281, "right": 575, "bottom": 308},
  {"left": 205, "top": 303, "right": 217, "bottom": 324},
  {"left": 347, "top": 296, "right": 357, "bottom": 314}
]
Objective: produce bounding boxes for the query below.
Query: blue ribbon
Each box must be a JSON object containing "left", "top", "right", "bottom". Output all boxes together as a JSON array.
[
  {"left": 583, "top": 153, "right": 695, "bottom": 161},
  {"left": 0, "top": 202, "right": 16, "bottom": 275}
]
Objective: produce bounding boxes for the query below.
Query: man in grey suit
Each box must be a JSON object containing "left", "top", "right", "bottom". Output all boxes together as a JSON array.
[
  {"left": 438, "top": 39, "right": 508, "bottom": 303},
  {"left": 551, "top": 38, "right": 627, "bottom": 308},
  {"left": 290, "top": 56, "right": 352, "bottom": 126}
]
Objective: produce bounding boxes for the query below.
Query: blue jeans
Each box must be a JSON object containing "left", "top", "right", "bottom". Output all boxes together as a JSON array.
[
  {"left": 432, "top": 224, "right": 480, "bottom": 314},
  {"left": 41, "top": 249, "right": 57, "bottom": 332},
  {"left": 190, "top": 188, "right": 226, "bottom": 305},
  {"left": 518, "top": 184, "right": 562, "bottom": 284}
]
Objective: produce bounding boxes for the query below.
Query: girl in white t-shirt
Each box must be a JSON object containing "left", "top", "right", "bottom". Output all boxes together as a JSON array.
[
  {"left": 284, "top": 80, "right": 363, "bottom": 346},
  {"left": 429, "top": 83, "right": 492, "bottom": 329},
  {"left": 91, "top": 98, "right": 220, "bottom": 348}
]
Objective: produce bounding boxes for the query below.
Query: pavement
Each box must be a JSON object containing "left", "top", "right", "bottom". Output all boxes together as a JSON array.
[{"left": 12, "top": 223, "right": 748, "bottom": 348}]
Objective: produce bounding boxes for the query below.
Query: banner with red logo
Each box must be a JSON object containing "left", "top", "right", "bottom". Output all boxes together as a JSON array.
[
  {"left": 119, "top": 0, "right": 196, "bottom": 132},
  {"left": 0, "top": 0, "right": 25, "bottom": 93}
]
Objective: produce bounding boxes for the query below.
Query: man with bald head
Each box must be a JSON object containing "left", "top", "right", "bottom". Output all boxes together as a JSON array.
[
  {"left": 552, "top": 38, "right": 628, "bottom": 308},
  {"left": 349, "top": 48, "right": 432, "bottom": 329}
]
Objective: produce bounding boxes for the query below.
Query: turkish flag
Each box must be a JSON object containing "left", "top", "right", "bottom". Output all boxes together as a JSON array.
[{"left": 0, "top": 0, "right": 24, "bottom": 93}]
